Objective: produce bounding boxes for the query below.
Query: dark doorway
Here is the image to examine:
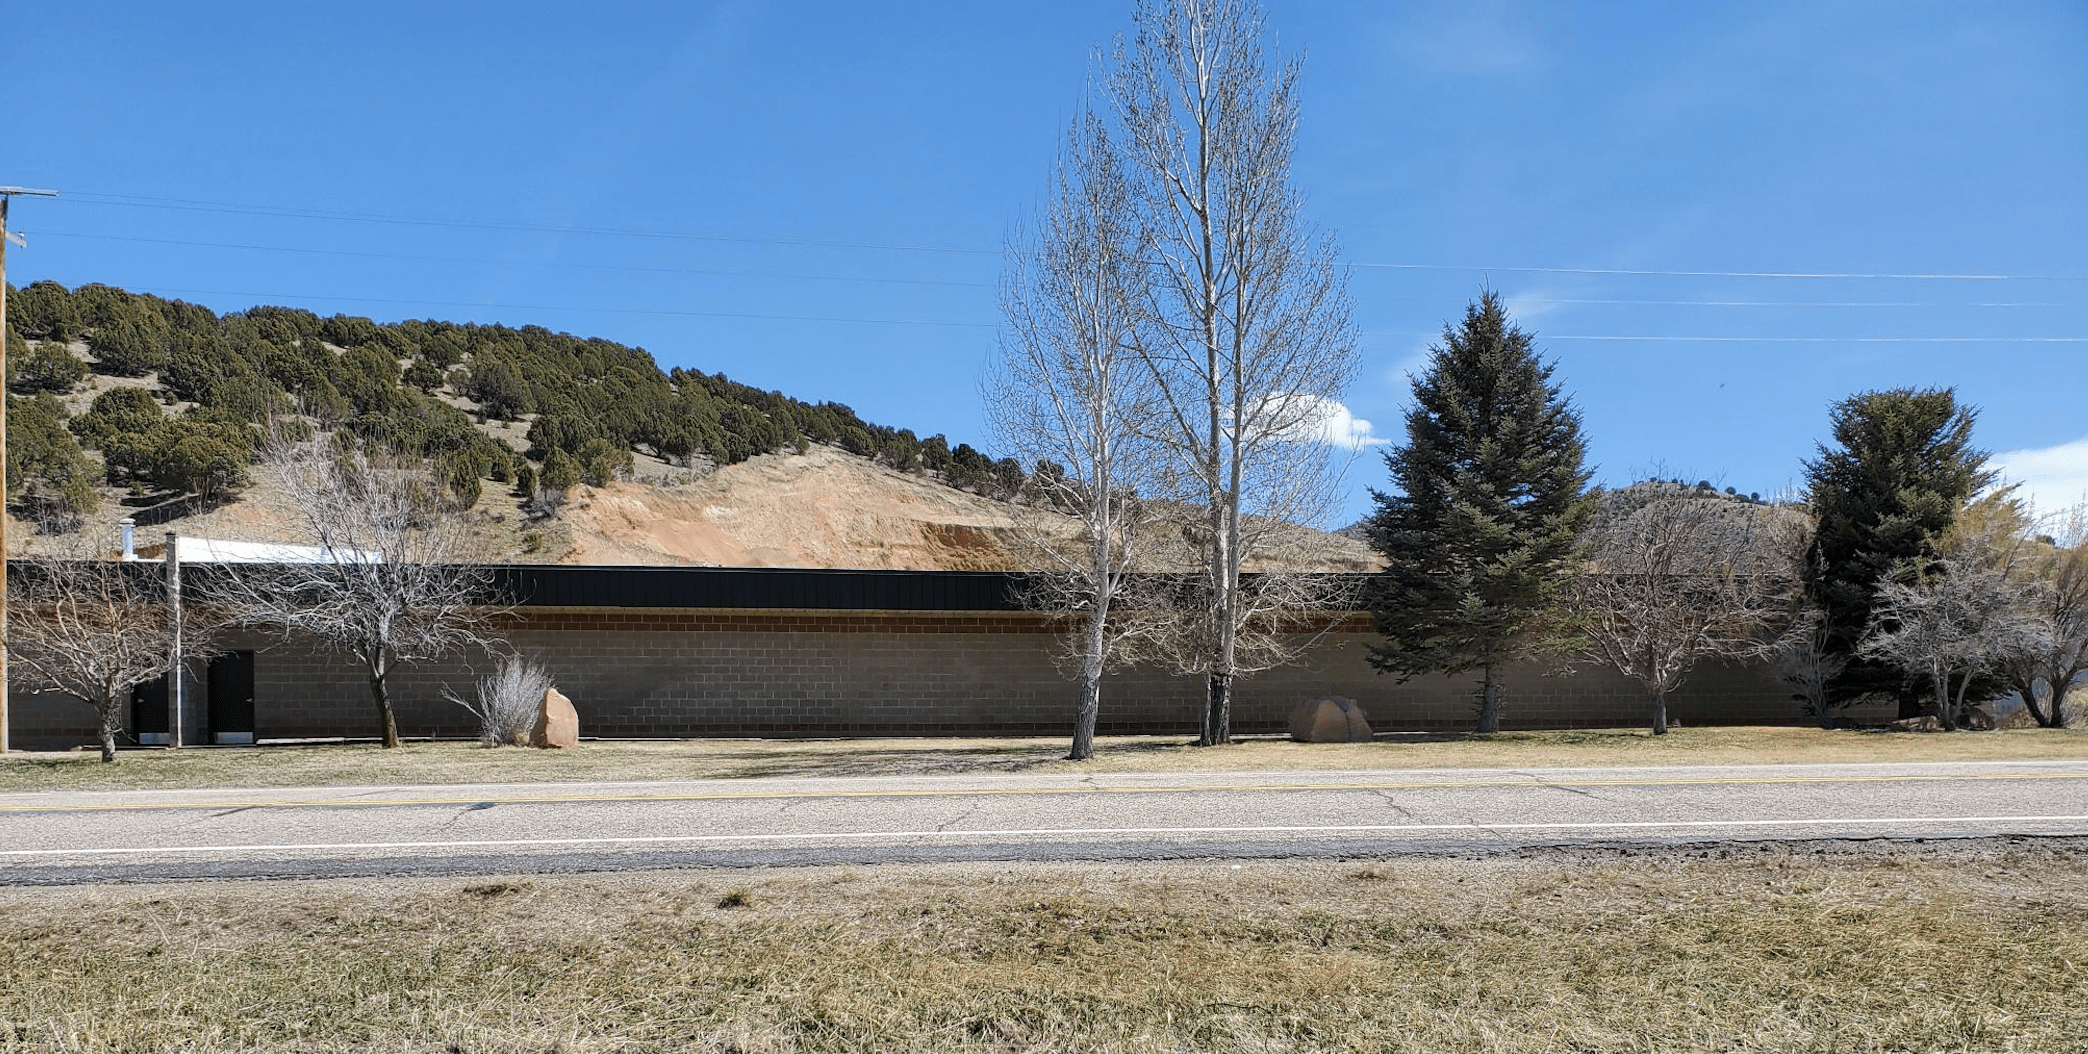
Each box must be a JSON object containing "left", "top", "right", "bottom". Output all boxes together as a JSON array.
[
  {"left": 131, "top": 677, "right": 170, "bottom": 743},
  {"left": 208, "top": 651, "right": 256, "bottom": 744}
]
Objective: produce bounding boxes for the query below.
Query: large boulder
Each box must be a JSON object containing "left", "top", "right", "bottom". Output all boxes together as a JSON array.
[
  {"left": 531, "top": 687, "right": 580, "bottom": 749},
  {"left": 1289, "top": 696, "right": 1373, "bottom": 743}
]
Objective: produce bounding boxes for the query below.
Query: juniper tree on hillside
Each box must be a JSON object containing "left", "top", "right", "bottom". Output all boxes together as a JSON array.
[
  {"left": 1803, "top": 387, "right": 1994, "bottom": 718},
  {"left": 1367, "top": 292, "right": 1594, "bottom": 733}
]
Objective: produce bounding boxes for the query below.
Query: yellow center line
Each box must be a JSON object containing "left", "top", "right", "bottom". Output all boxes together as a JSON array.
[{"left": 5, "top": 770, "right": 2088, "bottom": 814}]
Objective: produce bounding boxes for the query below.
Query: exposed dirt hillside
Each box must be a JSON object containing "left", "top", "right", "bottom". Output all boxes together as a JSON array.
[
  {"left": 559, "top": 447, "right": 1040, "bottom": 569},
  {"left": 14, "top": 444, "right": 1378, "bottom": 572},
  {"left": 558, "top": 446, "right": 1378, "bottom": 571}
]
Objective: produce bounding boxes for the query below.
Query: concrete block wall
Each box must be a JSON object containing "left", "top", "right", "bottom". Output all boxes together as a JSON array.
[
  {"left": 7, "top": 688, "right": 102, "bottom": 749},
  {"left": 5, "top": 655, "right": 214, "bottom": 751},
  {"left": 7, "top": 607, "right": 1845, "bottom": 749},
  {"left": 229, "top": 609, "right": 1836, "bottom": 741}
]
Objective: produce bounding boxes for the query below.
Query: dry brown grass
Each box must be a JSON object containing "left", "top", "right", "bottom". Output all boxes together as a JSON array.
[
  {"left": 3, "top": 850, "right": 2085, "bottom": 1052},
  {"left": 4, "top": 726, "right": 2088, "bottom": 794}
]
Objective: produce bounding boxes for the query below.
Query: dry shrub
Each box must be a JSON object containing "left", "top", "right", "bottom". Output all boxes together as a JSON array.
[{"left": 445, "top": 655, "right": 553, "bottom": 747}]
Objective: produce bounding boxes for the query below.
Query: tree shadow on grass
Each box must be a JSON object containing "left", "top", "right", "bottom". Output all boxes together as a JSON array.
[
  {"left": 1378, "top": 729, "right": 1663, "bottom": 746},
  {"left": 0, "top": 754, "right": 108, "bottom": 772},
  {"left": 710, "top": 743, "right": 1071, "bottom": 779},
  {"left": 705, "top": 737, "right": 1211, "bottom": 779},
  {"left": 1086, "top": 738, "right": 1204, "bottom": 753}
]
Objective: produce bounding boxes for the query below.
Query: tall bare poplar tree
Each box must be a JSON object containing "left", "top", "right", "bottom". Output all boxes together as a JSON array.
[
  {"left": 989, "top": 101, "right": 1160, "bottom": 761},
  {"left": 1111, "top": 0, "right": 1358, "bottom": 745}
]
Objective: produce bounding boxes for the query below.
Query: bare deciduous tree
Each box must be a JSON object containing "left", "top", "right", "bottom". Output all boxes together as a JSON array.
[
  {"left": 1771, "top": 606, "right": 1847, "bottom": 726},
  {"left": 7, "top": 534, "right": 220, "bottom": 762},
  {"left": 1110, "top": 0, "right": 1359, "bottom": 745},
  {"left": 1858, "top": 502, "right": 2043, "bottom": 731},
  {"left": 989, "top": 101, "right": 1163, "bottom": 761},
  {"left": 1573, "top": 495, "right": 1787, "bottom": 734},
  {"left": 208, "top": 436, "right": 505, "bottom": 747},
  {"left": 1999, "top": 499, "right": 2088, "bottom": 728},
  {"left": 1751, "top": 499, "right": 1849, "bottom": 725}
]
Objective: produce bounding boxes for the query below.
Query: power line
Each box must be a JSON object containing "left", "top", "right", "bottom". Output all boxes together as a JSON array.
[
  {"left": 62, "top": 192, "right": 1003, "bottom": 257},
  {"left": 53, "top": 191, "right": 2088, "bottom": 282},
  {"left": 28, "top": 231, "right": 2081, "bottom": 307},
  {"left": 102, "top": 286, "right": 2088, "bottom": 340},
  {"left": 34, "top": 229, "right": 996, "bottom": 289},
  {"left": 1484, "top": 297, "right": 2075, "bottom": 309},
  {"left": 1345, "top": 262, "right": 2083, "bottom": 282},
  {"left": 1544, "top": 334, "right": 2088, "bottom": 343}
]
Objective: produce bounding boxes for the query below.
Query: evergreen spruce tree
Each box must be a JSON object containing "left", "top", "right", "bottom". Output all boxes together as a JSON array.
[
  {"left": 1367, "top": 292, "right": 1594, "bottom": 732},
  {"left": 1803, "top": 387, "right": 1994, "bottom": 718}
]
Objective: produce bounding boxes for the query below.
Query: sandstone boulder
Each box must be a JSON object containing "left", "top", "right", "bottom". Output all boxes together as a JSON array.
[
  {"left": 1889, "top": 714, "right": 1943, "bottom": 733},
  {"left": 1289, "top": 696, "right": 1373, "bottom": 743},
  {"left": 531, "top": 687, "right": 579, "bottom": 749}
]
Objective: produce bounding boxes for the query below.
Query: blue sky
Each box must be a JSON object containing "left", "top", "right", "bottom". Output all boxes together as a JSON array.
[{"left": 8, "top": 0, "right": 2085, "bottom": 525}]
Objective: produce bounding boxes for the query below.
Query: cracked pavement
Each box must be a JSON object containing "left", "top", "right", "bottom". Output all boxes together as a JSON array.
[{"left": 5, "top": 760, "right": 2088, "bottom": 885}]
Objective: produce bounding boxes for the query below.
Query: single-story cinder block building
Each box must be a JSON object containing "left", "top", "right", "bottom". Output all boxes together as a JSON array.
[{"left": 7, "top": 565, "right": 1854, "bottom": 751}]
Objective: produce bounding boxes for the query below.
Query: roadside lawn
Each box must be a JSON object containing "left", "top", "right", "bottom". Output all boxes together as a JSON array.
[
  {"left": 3, "top": 725, "right": 2086, "bottom": 793},
  {"left": 4, "top": 848, "right": 2085, "bottom": 1052}
]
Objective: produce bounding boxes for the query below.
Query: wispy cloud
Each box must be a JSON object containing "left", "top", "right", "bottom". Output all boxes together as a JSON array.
[
  {"left": 1385, "top": 340, "right": 1435, "bottom": 386},
  {"left": 1501, "top": 287, "right": 1569, "bottom": 325},
  {"left": 1384, "top": 2, "right": 1543, "bottom": 77},
  {"left": 1993, "top": 435, "right": 2088, "bottom": 515},
  {"left": 1269, "top": 395, "right": 1389, "bottom": 450}
]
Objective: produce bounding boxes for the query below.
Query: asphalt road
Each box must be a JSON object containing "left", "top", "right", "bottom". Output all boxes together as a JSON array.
[{"left": 5, "top": 760, "right": 2088, "bottom": 885}]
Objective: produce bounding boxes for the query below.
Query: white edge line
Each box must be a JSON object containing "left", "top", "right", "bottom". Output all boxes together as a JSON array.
[{"left": 5, "top": 816, "right": 2087, "bottom": 859}]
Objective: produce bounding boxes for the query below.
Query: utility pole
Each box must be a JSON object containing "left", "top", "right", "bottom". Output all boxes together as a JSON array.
[
  {"left": 166, "top": 531, "right": 184, "bottom": 748},
  {"left": 0, "top": 186, "right": 59, "bottom": 754}
]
